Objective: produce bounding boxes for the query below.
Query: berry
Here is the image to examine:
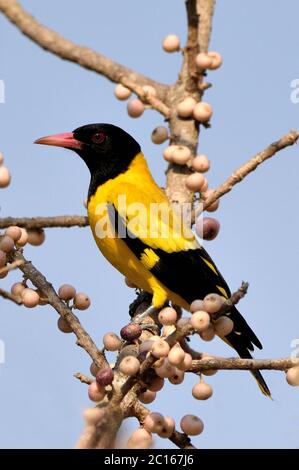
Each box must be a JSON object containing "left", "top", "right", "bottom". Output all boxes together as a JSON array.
[
  {"left": 193, "top": 102, "right": 213, "bottom": 122},
  {"left": 191, "top": 311, "right": 211, "bottom": 332},
  {"left": 21, "top": 288, "right": 40, "bottom": 308},
  {"left": 200, "top": 324, "right": 215, "bottom": 342},
  {"left": 157, "top": 416, "right": 175, "bottom": 438},
  {"left": 16, "top": 228, "right": 28, "bottom": 247},
  {"left": 0, "top": 166, "right": 11, "bottom": 188},
  {"left": 203, "top": 293, "right": 224, "bottom": 314},
  {"left": 0, "top": 235, "right": 14, "bottom": 253},
  {"left": 11, "top": 282, "right": 25, "bottom": 296},
  {"left": 103, "top": 332, "right": 122, "bottom": 351},
  {"left": 162, "top": 34, "right": 180, "bottom": 52},
  {"left": 27, "top": 229, "right": 45, "bottom": 246},
  {"left": 147, "top": 377, "right": 165, "bottom": 392},
  {"left": 168, "top": 368, "right": 185, "bottom": 384},
  {"left": 192, "top": 381, "right": 213, "bottom": 400},
  {"left": 155, "top": 359, "right": 176, "bottom": 378},
  {"left": 168, "top": 344, "right": 185, "bottom": 366},
  {"left": 195, "top": 52, "right": 213, "bottom": 70},
  {"left": 185, "top": 173, "right": 207, "bottom": 192},
  {"left": 172, "top": 146, "right": 192, "bottom": 165},
  {"left": 196, "top": 217, "right": 220, "bottom": 240},
  {"left": 119, "top": 356, "right": 140, "bottom": 375},
  {"left": 90, "top": 362, "right": 100, "bottom": 377},
  {"left": 96, "top": 367, "right": 114, "bottom": 386},
  {"left": 88, "top": 381, "right": 106, "bottom": 402},
  {"left": 5, "top": 226, "right": 22, "bottom": 242},
  {"left": 180, "top": 414, "right": 204, "bottom": 436},
  {"left": 57, "top": 317, "right": 73, "bottom": 333},
  {"left": 58, "top": 284, "right": 76, "bottom": 301},
  {"left": 114, "top": 84, "right": 132, "bottom": 100},
  {"left": 74, "top": 292, "right": 91, "bottom": 310},
  {"left": 177, "top": 97, "right": 196, "bottom": 118},
  {"left": 190, "top": 299, "right": 205, "bottom": 313},
  {"left": 207, "top": 51, "right": 223, "bottom": 70},
  {"left": 158, "top": 306, "right": 177, "bottom": 325},
  {"left": 151, "top": 126, "right": 168, "bottom": 145},
  {"left": 192, "top": 154, "right": 210, "bottom": 173},
  {"left": 163, "top": 145, "right": 177, "bottom": 162},
  {"left": 214, "top": 316, "right": 234, "bottom": 336},
  {"left": 120, "top": 323, "right": 142, "bottom": 341},
  {"left": 151, "top": 339, "right": 170, "bottom": 358},
  {"left": 177, "top": 353, "right": 193, "bottom": 371},
  {"left": 286, "top": 366, "right": 299, "bottom": 386},
  {"left": 0, "top": 250, "right": 6, "bottom": 268},
  {"left": 127, "top": 99, "right": 145, "bottom": 118},
  {"left": 143, "top": 412, "right": 165, "bottom": 433},
  {"left": 139, "top": 390, "right": 156, "bottom": 404}
]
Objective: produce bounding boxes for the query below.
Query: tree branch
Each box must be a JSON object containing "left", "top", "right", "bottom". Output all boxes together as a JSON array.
[
  {"left": 0, "top": 215, "right": 88, "bottom": 230},
  {"left": 191, "top": 357, "right": 298, "bottom": 372},
  {"left": 0, "top": 287, "right": 22, "bottom": 305}
]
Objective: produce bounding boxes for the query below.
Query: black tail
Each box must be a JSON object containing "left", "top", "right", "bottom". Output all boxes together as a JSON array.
[{"left": 224, "top": 306, "right": 272, "bottom": 398}]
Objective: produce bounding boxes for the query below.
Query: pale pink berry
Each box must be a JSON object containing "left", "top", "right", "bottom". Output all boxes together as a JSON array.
[
  {"left": 127, "top": 428, "right": 153, "bottom": 449},
  {"left": 286, "top": 366, "right": 299, "bottom": 386},
  {"left": 0, "top": 166, "right": 11, "bottom": 188},
  {"left": 58, "top": 284, "right": 76, "bottom": 301},
  {"left": 151, "top": 339, "right": 170, "bottom": 358},
  {"left": 143, "top": 412, "right": 165, "bottom": 433},
  {"left": 90, "top": 362, "right": 100, "bottom": 377},
  {"left": 163, "top": 145, "right": 177, "bottom": 162},
  {"left": 191, "top": 311, "right": 211, "bottom": 332},
  {"left": 196, "top": 217, "right": 220, "bottom": 240},
  {"left": 57, "top": 317, "right": 73, "bottom": 333},
  {"left": 74, "top": 292, "right": 91, "bottom": 310},
  {"left": 177, "top": 97, "right": 196, "bottom": 118},
  {"left": 119, "top": 356, "right": 140, "bottom": 375},
  {"left": 16, "top": 228, "right": 28, "bottom": 247},
  {"left": 177, "top": 353, "right": 193, "bottom": 371},
  {"left": 185, "top": 173, "right": 207, "bottom": 192},
  {"left": 168, "top": 344, "right": 185, "bottom": 366},
  {"left": 88, "top": 381, "right": 106, "bottom": 402},
  {"left": 192, "top": 155, "right": 210, "bottom": 173},
  {"left": 0, "top": 250, "right": 6, "bottom": 268},
  {"left": 157, "top": 416, "right": 175, "bottom": 438},
  {"left": 27, "top": 229, "right": 45, "bottom": 246},
  {"left": 158, "top": 306, "right": 177, "bottom": 326},
  {"left": 127, "top": 99, "right": 145, "bottom": 118},
  {"left": 190, "top": 299, "right": 205, "bottom": 313},
  {"left": 195, "top": 52, "right": 213, "bottom": 70},
  {"left": 193, "top": 102, "right": 213, "bottom": 122},
  {"left": 192, "top": 381, "right": 213, "bottom": 400},
  {"left": 162, "top": 34, "right": 180, "bottom": 52},
  {"left": 139, "top": 339, "right": 155, "bottom": 353},
  {"left": 162, "top": 325, "right": 176, "bottom": 337},
  {"left": 21, "top": 288, "right": 40, "bottom": 308},
  {"left": 168, "top": 368, "right": 185, "bottom": 385},
  {"left": 180, "top": 414, "right": 204, "bottom": 436},
  {"left": 203, "top": 293, "right": 224, "bottom": 314},
  {"left": 200, "top": 324, "right": 215, "bottom": 342},
  {"left": 124, "top": 277, "right": 137, "bottom": 288},
  {"left": 142, "top": 85, "right": 156, "bottom": 97},
  {"left": 114, "top": 84, "right": 132, "bottom": 100},
  {"left": 214, "top": 316, "right": 234, "bottom": 336},
  {"left": 96, "top": 367, "right": 114, "bottom": 386},
  {"left": 139, "top": 390, "right": 156, "bottom": 404},
  {"left": 11, "top": 282, "right": 25, "bottom": 296},
  {"left": 147, "top": 377, "right": 165, "bottom": 392},
  {"left": 207, "top": 51, "right": 223, "bottom": 70},
  {"left": 151, "top": 126, "right": 169, "bottom": 145},
  {"left": 155, "top": 359, "right": 176, "bottom": 378},
  {"left": 172, "top": 146, "right": 192, "bottom": 165},
  {"left": 120, "top": 323, "right": 142, "bottom": 341},
  {"left": 0, "top": 235, "right": 14, "bottom": 253},
  {"left": 5, "top": 226, "right": 22, "bottom": 242},
  {"left": 203, "top": 189, "right": 220, "bottom": 212},
  {"left": 103, "top": 332, "right": 122, "bottom": 351}
]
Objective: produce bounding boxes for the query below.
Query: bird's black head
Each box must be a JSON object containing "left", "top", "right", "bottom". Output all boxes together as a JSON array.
[{"left": 35, "top": 123, "right": 141, "bottom": 198}]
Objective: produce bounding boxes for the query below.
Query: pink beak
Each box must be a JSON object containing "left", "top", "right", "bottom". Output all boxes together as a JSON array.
[{"left": 34, "top": 132, "right": 82, "bottom": 150}]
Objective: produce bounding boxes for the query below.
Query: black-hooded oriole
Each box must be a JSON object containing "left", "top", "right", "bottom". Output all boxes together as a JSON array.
[{"left": 35, "top": 123, "right": 271, "bottom": 397}]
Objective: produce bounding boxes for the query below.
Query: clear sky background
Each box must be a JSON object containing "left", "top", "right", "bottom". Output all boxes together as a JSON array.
[{"left": 0, "top": 0, "right": 299, "bottom": 449}]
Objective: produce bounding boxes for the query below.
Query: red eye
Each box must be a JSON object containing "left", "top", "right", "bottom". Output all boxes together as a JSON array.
[{"left": 92, "top": 132, "right": 106, "bottom": 144}]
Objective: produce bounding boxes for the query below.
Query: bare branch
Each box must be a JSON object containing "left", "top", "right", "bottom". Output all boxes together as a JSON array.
[
  {"left": 74, "top": 373, "right": 93, "bottom": 385},
  {"left": 0, "top": 215, "right": 88, "bottom": 230},
  {"left": 0, "top": 259, "right": 24, "bottom": 275},
  {"left": 190, "top": 357, "right": 299, "bottom": 372}
]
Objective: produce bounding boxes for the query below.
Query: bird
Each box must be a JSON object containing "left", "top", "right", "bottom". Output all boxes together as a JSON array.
[{"left": 35, "top": 123, "right": 271, "bottom": 398}]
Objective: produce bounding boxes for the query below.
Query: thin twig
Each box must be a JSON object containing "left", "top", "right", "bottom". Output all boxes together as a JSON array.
[
  {"left": 74, "top": 373, "right": 93, "bottom": 385},
  {"left": 0, "top": 215, "right": 88, "bottom": 229},
  {"left": 0, "top": 287, "right": 22, "bottom": 305},
  {"left": 190, "top": 357, "right": 299, "bottom": 372},
  {"left": 0, "top": 259, "right": 24, "bottom": 275}
]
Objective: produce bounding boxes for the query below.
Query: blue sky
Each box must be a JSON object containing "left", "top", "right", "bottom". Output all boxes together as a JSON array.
[{"left": 0, "top": 0, "right": 299, "bottom": 449}]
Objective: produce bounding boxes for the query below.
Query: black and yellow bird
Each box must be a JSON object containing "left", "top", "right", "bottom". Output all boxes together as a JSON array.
[{"left": 35, "top": 123, "right": 271, "bottom": 397}]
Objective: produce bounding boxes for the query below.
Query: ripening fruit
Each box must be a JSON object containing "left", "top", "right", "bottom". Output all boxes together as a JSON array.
[
  {"left": 191, "top": 311, "right": 211, "bottom": 332},
  {"left": 172, "top": 146, "right": 192, "bottom": 165},
  {"left": 114, "top": 84, "right": 132, "bottom": 100},
  {"left": 158, "top": 306, "right": 177, "bottom": 326},
  {"left": 143, "top": 85, "right": 156, "bottom": 97},
  {"left": 202, "top": 189, "right": 220, "bottom": 212},
  {"left": 177, "top": 352, "right": 193, "bottom": 371},
  {"left": 192, "top": 155, "right": 210, "bottom": 173},
  {"left": 193, "top": 102, "right": 213, "bottom": 122},
  {"left": 0, "top": 235, "right": 14, "bottom": 253},
  {"left": 0, "top": 152, "right": 4, "bottom": 165},
  {"left": 57, "top": 317, "right": 73, "bottom": 333},
  {"left": 0, "top": 166, "right": 11, "bottom": 188},
  {"left": 200, "top": 324, "right": 215, "bottom": 342},
  {"left": 96, "top": 367, "right": 114, "bottom": 386},
  {"left": 5, "top": 226, "right": 22, "bottom": 242},
  {"left": 88, "top": 381, "right": 106, "bottom": 402},
  {"left": 195, "top": 52, "right": 213, "bottom": 70},
  {"left": 11, "top": 282, "right": 25, "bottom": 296},
  {"left": 196, "top": 217, "right": 220, "bottom": 240},
  {"left": 163, "top": 145, "right": 177, "bottom": 162},
  {"left": 21, "top": 288, "right": 40, "bottom": 308},
  {"left": 0, "top": 250, "right": 6, "bottom": 268},
  {"left": 119, "top": 355, "right": 140, "bottom": 375},
  {"left": 58, "top": 284, "right": 76, "bottom": 301},
  {"left": 155, "top": 358, "right": 176, "bottom": 378},
  {"left": 180, "top": 414, "right": 204, "bottom": 436},
  {"left": 286, "top": 365, "right": 299, "bottom": 386},
  {"left": 151, "top": 126, "right": 169, "bottom": 145},
  {"left": 190, "top": 299, "right": 205, "bottom": 313},
  {"left": 27, "top": 229, "right": 46, "bottom": 246},
  {"left": 168, "top": 368, "right": 185, "bottom": 385},
  {"left": 185, "top": 172, "right": 207, "bottom": 192},
  {"left": 90, "top": 362, "right": 100, "bottom": 377},
  {"left": 177, "top": 97, "right": 196, "bottom": 118},
  {"left": 127, "top": 99, "right": 145, "bottom": 118},
  {"left": 120, "top": 323, "right": 142, "bottom": 341},
  {"left": 151, "top": 339, "right": 170, "bottom": 358},
  {"left": 139, "top": 390, "right": 156, "bottom": 404},
  {"left": 103, "top": 332, "right": 122, "bottom": 351},
  {"left": 168, "top": 344, "right": 185, "bottom": 366},
  {"left": 147, "top": 377, "right": 165, "bottom": 392},
  {"left": 203, "top": 293, "right": 224, "bottom": 314},
  {"left": 214, "top": 316, "right": 234, "bottom": 336},
  {"left": 157, "top": 416, "right": 175, "bottom": 438},
  {"left": 143, "top": 412, "right": 165, "bottom": 433},
  {"left": 192, "top": 380, "right": 213, "bottom": 400},
  {"left": 16, "top": 228, "right": 28, "bottom": 247},
  {"left": 74, "top": 292, "right": 91, "bottom": 310},
  {"left": 208, "top": 51, "right": 223, "bottom": 70},
  {"left": 127, "top": 428, "right": 153, "bottom": 449},
  {"left": 162, "top": 34, "right": 180, "bottom": 52}
]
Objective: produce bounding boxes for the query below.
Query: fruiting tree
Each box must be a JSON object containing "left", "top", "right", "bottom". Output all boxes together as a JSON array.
[{"left": 0, "top": 0, "right": 298, "bottom": 449}]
